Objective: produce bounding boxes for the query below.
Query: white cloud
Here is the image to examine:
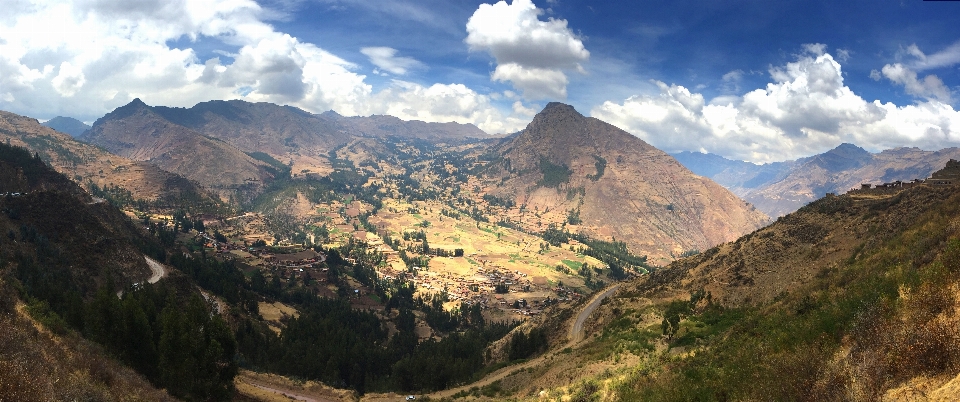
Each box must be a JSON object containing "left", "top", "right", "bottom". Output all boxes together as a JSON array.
[
  {"left": 0, "top": 0, "right": 528, "bottom": 134},
  {"left": 360, "top": 80, "right": 532, "bottom": 133},
  {"left": 491, "top": 63, "right": 569, "bottom": 99},
  {"left": 360, "top": 47, "right": 424, "bottom": 75},
  {"left": 592, "top": 46, "right": 960, "bottom": 163},
  {"left": 465, "top": 0, "right": 588, "bottom": 100},
  {"left": 912, "top": 41, "right": 960, "bottom": 70},
  {"left": 881, "top": 63, "right": 953, "bottom": 103},
  {"left": 51, "top": 61, "right": 86, "bottom": 97},
  {"left": 836, "top": 48, "right": 851, "bottom": 62},
  {"left": 876, "top": 42, "right": 957, "bottom": 103}
]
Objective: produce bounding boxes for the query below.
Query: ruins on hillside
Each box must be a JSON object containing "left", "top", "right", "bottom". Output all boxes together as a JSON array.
[{"left": 851, "top": 159, "right": 959, "bottom": 194}]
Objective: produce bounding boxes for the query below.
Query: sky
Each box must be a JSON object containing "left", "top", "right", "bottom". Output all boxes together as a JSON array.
[{"left": 2, "top": 0, "right": 960, "bottom": 163}]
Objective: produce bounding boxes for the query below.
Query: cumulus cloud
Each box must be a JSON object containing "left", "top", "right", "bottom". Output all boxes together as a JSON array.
[
  {"left": 360, "top": 47, "right": 424, "bottom": 76},
  {"left": 465, "top": 0, "right": 588, "bottom": 100},
  {"left": 359, "top": 80, "right": 534, "bottom": 133},
  {"left": 877, "top": 42, "right": 957, "bottom": 103},
  {"left": 881, "top": 63, "right": 952, "bottom": 103},
  {"left": 0, "top": 0, "right": 528, "bottom": 134},
  {"left": 51, "top": 61, "right": 86, "bottom": 97},
  {"left": 592, "top": 45, "right": 960, "bottom": 163}
]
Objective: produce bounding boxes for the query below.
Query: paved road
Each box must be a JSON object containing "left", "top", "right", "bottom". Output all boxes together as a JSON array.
[
  {"left": 144, "top": 256, "right": 166, "bottom": 284},
  {"left": 569, "top": 284, "right": 621, "bottom": 342}
]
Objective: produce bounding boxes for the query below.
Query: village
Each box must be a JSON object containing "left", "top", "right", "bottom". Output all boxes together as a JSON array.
[{"left": 157, "top": 195, "right": 596, "bottom": 327}]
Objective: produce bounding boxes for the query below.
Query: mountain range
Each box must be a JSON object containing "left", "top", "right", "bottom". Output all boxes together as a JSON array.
[
  {"left": 673, "top": 143, "right": 960, "bottom": 217},
  {"left": 4, "top": 97, "right": 960, "bottom": 401},
  {"left": 67, "top": 99, "right": 768, "bottom": 261}
]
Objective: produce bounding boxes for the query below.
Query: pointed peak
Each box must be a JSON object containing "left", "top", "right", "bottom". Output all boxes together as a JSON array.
[
  {"left": 128, "top": 98, "right": 148, "bottom": 107},
  {"left": 825, "top": 142, "right": 871, "bottom": 158},
  {"left": 540, "top": 102, "right": 579, "bottom": 115},
  {"left": 831, "top": 142, "right": 865, "bottom": 152}
]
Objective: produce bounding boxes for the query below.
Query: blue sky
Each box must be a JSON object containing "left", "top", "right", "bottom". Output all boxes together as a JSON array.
[{"left": 2, "top": 0, "right": 960, "bottom": 162}]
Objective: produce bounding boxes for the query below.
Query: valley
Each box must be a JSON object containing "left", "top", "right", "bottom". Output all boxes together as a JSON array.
[{"left": 3, "top": 99, "right": 960, "bottom": 401}]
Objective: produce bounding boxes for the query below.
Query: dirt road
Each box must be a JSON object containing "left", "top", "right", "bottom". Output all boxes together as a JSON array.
[{"left": 144, "top": 256, "right": 166, "bottom": 284}]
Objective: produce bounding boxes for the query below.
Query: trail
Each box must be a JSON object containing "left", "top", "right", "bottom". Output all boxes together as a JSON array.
[{"left": 362, "top": 284, "right": 622, "bottom": 401}]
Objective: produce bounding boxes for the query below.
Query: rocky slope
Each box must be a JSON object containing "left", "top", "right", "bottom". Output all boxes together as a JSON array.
[
  {"left": 81, "top": 99, "right": 278, "bottom": 202},
  {"left": 80, "top": 99, "right": 497, "bottom": 193},
  {"left": 675, "top": 144, "right": 960, "bottom": 217},
  {"left": 0, "top": 110, "right": 212, "bottom": 204},
  {"left": 484, "top": 103, "right": 770, "bottom": 263}
]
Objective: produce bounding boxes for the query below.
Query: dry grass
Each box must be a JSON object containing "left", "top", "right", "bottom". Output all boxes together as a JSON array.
[
  {"left": 235, "top": 370, "right": 357, "bottom": 402},
  {"left": 0, "top": 281, "right": 175, "bottom": 402}
]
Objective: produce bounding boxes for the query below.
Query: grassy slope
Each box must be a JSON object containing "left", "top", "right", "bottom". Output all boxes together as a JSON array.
[
  {"left": 0, "top": 280, "right": 175, "bottom": 401},
  {"left": 482, "top": 185, "right": 960, "bottom": 401}
]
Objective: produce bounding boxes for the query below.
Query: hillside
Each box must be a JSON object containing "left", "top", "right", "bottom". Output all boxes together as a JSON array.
[
  {"left": 0, "top": 110, "right": 216, "bottom": 206},
  {"left": 81, "top": 99, "right": 278, "bottom": 202},
  {"left": 477, "top": 167, "right": 960, "bottom": 401},
  {"left": 483, "top": 103, "right": 770, "bottom": 263},
  {"left": 0, "top": 141, "right": 245, "bottom": 400},
  {"left": 676, "top": 144, "right": 960, "bottom": 217}
]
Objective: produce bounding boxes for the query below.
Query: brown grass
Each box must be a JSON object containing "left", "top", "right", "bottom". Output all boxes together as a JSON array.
[{"left": 0, "top": 281, "right": 175, "bottom": 402}]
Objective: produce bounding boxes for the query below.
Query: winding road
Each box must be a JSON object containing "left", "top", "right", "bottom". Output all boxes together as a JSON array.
[
  {"left": 569, "top": 284, "right": 621, "bottom": 342},
  {"left": 361, "top": 284, "right": 623, "bottom": 401},
  {"left": 144, "top": 256, "right": 167, "bottom": 284}
]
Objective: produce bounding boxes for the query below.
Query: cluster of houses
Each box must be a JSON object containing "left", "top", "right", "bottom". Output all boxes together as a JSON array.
[{"left": 380, "top": 260, "right": 581, "bottom": 317}]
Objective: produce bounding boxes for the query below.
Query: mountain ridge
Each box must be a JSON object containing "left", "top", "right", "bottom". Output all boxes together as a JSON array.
[{"left": 674, "top": 144, "right": 960, "bottom": 217}]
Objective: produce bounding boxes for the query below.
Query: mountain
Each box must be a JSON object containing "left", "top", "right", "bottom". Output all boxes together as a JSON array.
[
  {"left": 80, "top": 99, "right": 279, "bottom": 202},
  {"left": 0, "top": 109, "right": 215, "bottom": 205},
  {"left": 479, "top": 163, "right": 960, "bottom": 401},
  {"left": 674, "top": 144, "right": 960, "bottom": 217},
  {"left": 484, "top": 102, "right": 770, "bottom": 263},
  {"left": 324, "top": 112, "right": 493, "bottom": 142},
  {"left": 147, "top": 100, "right": 492, "bottom": 175},
  {"left": 82, "top": 99, "right": 497, "bottom": 190},
  {"left": 41, "top": 116, "right": 90, "bottom": 136}
]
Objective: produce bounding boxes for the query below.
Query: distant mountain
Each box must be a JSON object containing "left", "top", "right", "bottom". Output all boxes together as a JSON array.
[
  {"left": 324, "top": 112, "right": 494, "bottom": 142},
  {"left": 41, "top": 116, "right": 90, "bottom": 136},
  {"left": 85, "top": 99, "right": 496, "bottom": 184},
  {"left": 673, "top": 144, "right": 960, "bottom": 217},
  {"left": 484, "top": 102, "right": 770, "bottom": 263},
  {"left": 80, "top": 99, "right": 278, "bottom": 202},
  {"left": 0, "top": 109, "right": 214, "bottom": 205}
]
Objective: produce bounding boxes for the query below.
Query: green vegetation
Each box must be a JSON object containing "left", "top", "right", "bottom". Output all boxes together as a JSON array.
[
  {"left": 245, "top": 151, "right": 291, "bottom": 179},
  {"left": 566, "top": 207, "right": 582, "bottom": 225},
  {"left": 586, "top": 155, "right": 607, "bottom": 181},
  {"left": 483, "top": 194, "right": 516, "bottom": 209},
  {"left": 542, "top": 225, "right": 648, "bottom": 278},
  {"left": 537, "top": 156, "right": 572, "bottom": 188},
  {"left": 561, "top": 259, "right": 583, "bottom": 270}
]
